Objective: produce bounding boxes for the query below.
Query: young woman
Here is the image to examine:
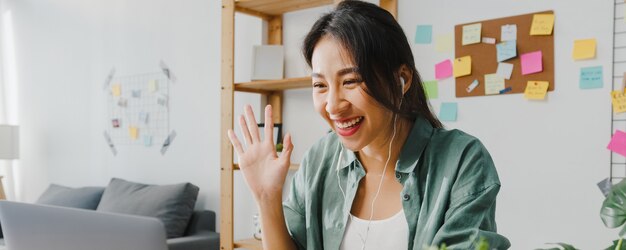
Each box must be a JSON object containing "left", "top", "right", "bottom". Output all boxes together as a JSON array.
[{"left": 227, "top": 1, "right": 511, "bottom": 249}]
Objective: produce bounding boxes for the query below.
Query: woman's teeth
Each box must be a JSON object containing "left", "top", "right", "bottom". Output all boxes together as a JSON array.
[{"left": 336, "top": 116, "right": 363, "bottom": 129}]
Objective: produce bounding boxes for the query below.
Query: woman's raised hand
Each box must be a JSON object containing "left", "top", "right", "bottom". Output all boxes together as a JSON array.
[{"left": 227, "top": 104, "right": 294, "bottom": 202}]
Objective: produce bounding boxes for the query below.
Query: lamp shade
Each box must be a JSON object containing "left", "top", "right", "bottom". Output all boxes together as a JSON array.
[{"left": 0, "top": 125, "right": 19, "bottom": 159}]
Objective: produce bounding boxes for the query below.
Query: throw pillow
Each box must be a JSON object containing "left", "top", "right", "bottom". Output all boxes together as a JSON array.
[
  {"left": 96, "top": 178, "right": 199, "bottom": 238},
  {"left": 36, "top": 184, "right": 105, "bottom": 210}
]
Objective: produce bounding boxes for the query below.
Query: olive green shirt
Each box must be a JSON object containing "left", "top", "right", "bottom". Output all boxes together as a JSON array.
[{"left": 283, "top": 117, "right": 511, "bottom": 249}]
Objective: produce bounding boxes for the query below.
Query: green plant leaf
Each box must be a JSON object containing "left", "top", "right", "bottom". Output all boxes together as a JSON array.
[
  {"left": 535, "top": 243, "right": 579, "bottom": 250},
  {"left": 601, "top": 179, "right": 626, "bottom": 230},
  {"left": 475, "top": 237, "right": 489, "bottom": 250},
  {"left": 605, "top": 239, "right": 626, "bottom": 250}
]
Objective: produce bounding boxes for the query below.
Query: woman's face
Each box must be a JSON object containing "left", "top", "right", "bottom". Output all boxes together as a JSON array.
[{"left": 311, "top": 36, "right": 394, "bottom": 151}]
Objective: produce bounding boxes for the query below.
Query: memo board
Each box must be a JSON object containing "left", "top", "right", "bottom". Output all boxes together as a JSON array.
[{"left": 454, "top": 10, "right": 554, "bottom": 98}]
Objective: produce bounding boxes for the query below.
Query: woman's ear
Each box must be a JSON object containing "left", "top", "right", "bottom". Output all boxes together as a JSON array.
[{"left": 398, "top": 65, "right": 413, "bottom": 95}]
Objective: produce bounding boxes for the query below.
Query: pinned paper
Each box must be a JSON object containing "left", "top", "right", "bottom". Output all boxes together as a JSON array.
[
  {"left": 499, "top": 87, "right": 512, "bottom": 94},
  {"left": 157, "top": 94, "right": 169, "bottom": 106},
  {"left": 435, "top": 34, "right": 453, "bottom": 52},
  {"left": 112, "top": 84, "right": 121, "bottom": 97},
  {"left": 129, "top": 126, "right": 139, "bottom": 140},
  {"left": 612, "top": 90, "right": 626, "bottom": 113},
  {"left": 496, "top": 62, "right": 514, "bottom": 80},
  {"left": 415, "top": 25, "right": 433, "bottom": 44},
  {"left": 481, "top": 37, "right": 496, "bottom": 44},
  {"left": 608, "top": 130, "right": 626, "bottom": 157},
  {"left": 496, "top": 40, "right": 517, "bottom": 62},
  {"left": 144, "top": 135, "right": 153, "bottom": 147},
  {"left": 112, "top": 119, "right": 120, "bottom": 128},
  {"left": 579, "top": 66, "right": 603, "bottom": 89},
  {"left": 149, "top": 80, "right": 159, "bottom": 92},
  {"left": 521, "top": 51, "right": 543, "bottom": 75},
  {"left": 139, "top": 112, "right": 149, "bottom": 124},
  {"left": 484, "top": 74, "right": 505, "bottom": 95},
  {"left": 453, "top": 56, "right": 472, "bottom": 77},
  {"left": 161, "top": 130, "right": 177, "bottom": 155},
  {"left": 435, "top": 60, "right": 453, "bottom": 80},
  {"left": 118, "top": 98, "right": 128, "bottom": 107},
  {"left": 501, "top": 24, "right": 517, "bottom": 41},
  {"left": 466, "top": 79, "right": 479, "bottom": 93},
  {"left": 530, "top": 14, "right": 555, "bottom": 35},
  {"left": 103, "top": 131, "right": 117, "bottom": 156},
  {"left": 524, "top": 81, "right": 549, "bottom": 100},
  {"left": 423, "top": 80, "right": 438, "bottom": 99},
  {"left": 160, "top": 60, "right": 177, "bottom": 83},
  {"left": 462, "top": 23, "right": 482, "bottom": 45},
  {"left": 439, "top": 103, "right": 458, "bottom": 122},
  {"left": 572, "top": 39, "right": 596, "bottom": 60},
  {"left": 131, "top": 90, "right": 141, "bottom": 98}
]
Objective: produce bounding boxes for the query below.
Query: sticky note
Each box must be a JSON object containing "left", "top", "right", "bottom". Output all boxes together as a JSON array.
[
  {"left": 484, "top": 74, "right": 505, "bottom": 95},
  {"left": 501, "top": 24, "right": 517, "bottom": 41},
  {"left": 439, "top": 103, "right": 458, "bottom": 122},
  {"left": 112, "top": 84, "right": 121, "bottom": 97},
  {"left": 579, "top": 66, "right": 603, "bottom": 89},
  {"left": 496, "top": 63, "right": 514, "bottom": 80},
  {"left": 462, "top": 23, "right": 482, "bottom": 45},
  {"left": 521, "top": 51, "right": 543, "bottom": 75},
  {"left": 129, "top": 126, "right": 139, "bottom": 140},
  {"left": 466, "top": 79, "right": 479, "bottom": 93},
  {"left": 131, "top": 90, "right": 141, "bottom": 98},
  {"left": 144, "top": 135, "right": 153, "bottom": 147},
  {"left": 435, "top": 60, "right": 453, "bottom": 80},
  {"left": 415, "top": 25, "right": 432, "bottom": 44},
  {"left": 435, "top": 34, "right": 453, "bottom": 52},
  {"left": 496, "top": 40, "right": 517, "bottom": 62},
  {"left": 139, "top": 112, "right": 149, "bottom": 124},
  {"left": 453, "top": 56, "right": 472, "bottom": 77},
  {"left": 612, "top": 90, "right": 626, "bottom": 113},
  {"left": 118, "top": 98, "right": 128, "bottom": 107},
  {"left": 524, "top": 81, "right": 549, "bottom": 100},
  {"left": 530, "top": 14, "right": 555, "bottom": 35},
  {"left": 572, "top": 39, "right": 596, "bottom": 60},
  {"left": 423, "top": 80, "right": 438, "bottom": 99},
  {"left": 149, "top": 80, "right": 159, "bottom": 92},
  {"left": 481, "top": 37, "right": 496, "bottom": 44},
  {"left": 608, "top": 130, "right": 626, "bottom": 157},
  {"left": 112, "top": 119, "right": 120, "bottom": 128}
]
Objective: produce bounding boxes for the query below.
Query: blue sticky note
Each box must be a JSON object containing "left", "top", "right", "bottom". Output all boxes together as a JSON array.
[
  {"left": 439, "top": 102, "right": 458, "bottom": 122},
  {"left": 496, "top": 40, "right": 517, "bottom": 62},
  {"left": 415, "top": 25, "right": 432, "bottom": 44},
  {"left": 579, "top": 66, "right": 603, "bottom": 89},
  {"left": 144, "top": 135, "right": 152, "bottom": 147}
]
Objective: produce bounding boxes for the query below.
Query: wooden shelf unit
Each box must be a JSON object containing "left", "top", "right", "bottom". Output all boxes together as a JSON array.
[{"left": 220, "top": 1, "right": 397, "bottom": 249}]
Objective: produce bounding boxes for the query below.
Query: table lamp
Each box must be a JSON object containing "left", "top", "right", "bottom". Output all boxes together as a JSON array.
[{"left": 0, "top": 125, "right": 19, "bottom": 200}]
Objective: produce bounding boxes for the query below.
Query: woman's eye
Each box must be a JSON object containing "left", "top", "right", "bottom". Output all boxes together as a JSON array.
[
  {"left": 313, "top": 82, "right": 326, "bottom": 88},
  {"left": 343, "top": 79, "right": 361, "bottom": 85}
]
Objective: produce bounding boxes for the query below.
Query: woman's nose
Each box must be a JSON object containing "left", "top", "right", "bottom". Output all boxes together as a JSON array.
[{"left": 325, "top": 87, "right": 348, "bottom": 115}]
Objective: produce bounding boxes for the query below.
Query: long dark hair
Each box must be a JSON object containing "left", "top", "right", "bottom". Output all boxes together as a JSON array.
[{"left": 302, "top": 0, "right": 442, "bottom": 129}]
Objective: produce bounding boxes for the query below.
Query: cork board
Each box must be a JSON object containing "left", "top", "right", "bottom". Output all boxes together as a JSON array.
[{"left": 454, "top": 10, "right": 554, "bottom": 98}]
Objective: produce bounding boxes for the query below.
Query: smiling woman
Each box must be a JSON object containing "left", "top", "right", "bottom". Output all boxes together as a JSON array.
[{"left": 227, "top": 1, "right": 511, "bottom": 249}]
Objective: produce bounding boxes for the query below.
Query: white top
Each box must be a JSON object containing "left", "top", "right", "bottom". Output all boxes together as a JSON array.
[{"left": 339, "top": 210, "right": 409, "bottom": 250}]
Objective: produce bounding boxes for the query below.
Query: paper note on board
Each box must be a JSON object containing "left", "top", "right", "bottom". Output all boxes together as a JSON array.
[
  {"left": 129, "top": 126, "right": 139, "bottom": 140},
  {"left": 453, "top": 56, "right": 472, "bottom": 77},
  {"left": 496, "top": 40, "right": 517, "bottom": 62},
  {"left": 521, "top": 51, "right": 543, "bottom": 75},
  {"left": 501, "top": 24, "right": 517, "bottom": 41},
  {"left": 435, "top": 60, "right": 453, "bottom": 80},
  {"left": 144, "top": 135, "right": 153, "bottom": 147},
  {"left": 462, "top": 23, "right": 482, "bottom": 45},
  {"left": 149, "top": 80, "right": 159, "bottom": 92},
  {"left": 530, "top": 14, "right": 554, "bottom": 35},
  {"left": 572, "top": 39, "right": 596, "bottom": 60},
  {"left": 435, "top": 34, "right": 453, "bottom": 52},
  {"left": 612, "top": 90, "right": 626, "bottom": 113},
  {"left": 496, "top": 63, "right": 514, "bottom": 80},
  {"left": 112, "top": 84, "right": 121, "bottom": 97},
  {"left": 524, "top": 81, "right": 549, "bottom": 100},
  {"left": 579, "top": 66, "right": 603, "bottom": 89},
  {"left": 439, "top": 103, "right": 458, "bottom": 122},
  {"left": 608, "top": 130, "right": 626, "bottom": 157},
  {"left": 484, "top": 74, "right": 505, "bottom": 95},
  {"left": 481, "top": 37, "right": 496, "bottom": 44},
  {"left": 423, "top": 80, "right": 438, "bottom": 99},
  {"left": 415, "top": 25, "right": 432, "bottom": 44}
]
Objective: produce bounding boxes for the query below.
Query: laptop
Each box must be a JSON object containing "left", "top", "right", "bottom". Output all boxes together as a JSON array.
[{"left": 0, "top": 200, "right": 168, "bottom": 250}]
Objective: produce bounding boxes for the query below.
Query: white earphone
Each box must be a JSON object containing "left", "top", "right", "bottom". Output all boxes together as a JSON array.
[{"left": 400, "top": 77, "right": 405, "bottom": 91}]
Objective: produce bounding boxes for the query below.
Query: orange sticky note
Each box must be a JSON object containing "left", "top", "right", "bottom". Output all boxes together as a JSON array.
[
  {"left": 530, "top": 14, "right": 554, "bottom": 35},
  {"left": 572, "top": 39, "right": 596, "bottom": 60},
  {"left": 524, "top": 81, "right": 549, "bottom": 100},
  {"left": 612, "top": 90, "right": 626, "bottom": 113},
  {"left": 112, "top": 84, "right": 121, "bottom": 97},
  {"left": 453, "top": 56, "right": 472, "bottom": 77},
  {"left": 129, "top": 126, "right": 139, "bottom": 140}
]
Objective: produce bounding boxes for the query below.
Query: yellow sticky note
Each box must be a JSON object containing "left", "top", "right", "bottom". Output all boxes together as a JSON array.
[
  {"left": 462, "top": 23, "right": 482, "bottom": 45},
  {"left": 112, "top": 84, "right": 121, "bottom": 96},
  {"left": 572, "top": 39, "right": 596, "bottom": 60},
  {"left": 129, "top": 126, "right": 139, "bottom": 140},
  {"left": 612, "top": 90, "right": 626, "bottom": 113},
  {"left": 453, "top": 56, "right": 472, "bottom": 77},
  {"left": 149, "top": 80, "right": 158, "bottom": 92},
  {"left": 435, "top": 34, "right": 453, "bottom": 53},
  {"left": 530, "top": 14, "right": 554, "bottom": 35},
  {"left": 524, "top": 81, "right": 549, "bottom": 100}
]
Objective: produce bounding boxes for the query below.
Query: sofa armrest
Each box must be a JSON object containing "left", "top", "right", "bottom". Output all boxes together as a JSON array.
[
  {"left": 185, "top": 210, "right": 215, "bottom": 235},
  {"left": 166, "top": 231, "right": 219, "bottom": 250}
]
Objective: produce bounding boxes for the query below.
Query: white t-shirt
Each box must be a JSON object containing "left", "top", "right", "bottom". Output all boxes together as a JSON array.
[{"left": 339, "top": 210, "right": 409, "bottom": 250}]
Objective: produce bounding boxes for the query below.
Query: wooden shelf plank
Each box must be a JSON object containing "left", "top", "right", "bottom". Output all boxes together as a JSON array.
[
  {"left": 234, "top": 163, "right": 300, "bottom": 171},
  {"left": 235, "top": 77, "right": 311, "bottom": 93},
  {"left": 234, "top": 238, "right": 263, "bottom": 249},
  {"left": 236, "top": 0, "right": 333, "bottom": 16}
]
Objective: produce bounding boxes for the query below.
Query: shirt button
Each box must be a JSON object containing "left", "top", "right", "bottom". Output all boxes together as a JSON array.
[{"left": 403, "top": 194, "right": 410, "bottom": 201}]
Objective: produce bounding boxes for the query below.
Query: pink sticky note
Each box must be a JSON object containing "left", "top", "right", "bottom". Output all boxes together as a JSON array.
[
  {"left": 521, "top": 51, "right": 543, "bottom": 75},
  {"left": 435, "top": 60, "right": 453, "bottom": 80},
  {"left": 608, "top": 130, "right": 626, "bottom": 157}
]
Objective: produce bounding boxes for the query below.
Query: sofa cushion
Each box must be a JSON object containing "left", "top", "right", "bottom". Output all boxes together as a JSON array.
[
  {"left": 36, "top": 184, "right": 105, "bottom": 210},
  {"left": 96, "top": 178, "right": 199, "bottom": 238}
]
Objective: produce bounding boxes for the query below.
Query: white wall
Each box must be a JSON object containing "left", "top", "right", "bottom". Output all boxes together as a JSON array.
[{"left": 5, "top": 0, "right": 620, "bottom": 248}]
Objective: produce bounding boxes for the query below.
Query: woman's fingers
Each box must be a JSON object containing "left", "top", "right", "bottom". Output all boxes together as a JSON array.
[
  {"left": 227, "top": 129, "right": 244, "bottom": 155},
  {"left": 279, "top": 133, "right": 293, "bottom": 166},
  {"left": 264, "top": 105, "right": 274, "bottom": 144},
  {"left": 245, "top": 105, "right": 261, "bottom": 143},
  {"left": 239, "top": 115, "right": 253, "bottom": 146}
]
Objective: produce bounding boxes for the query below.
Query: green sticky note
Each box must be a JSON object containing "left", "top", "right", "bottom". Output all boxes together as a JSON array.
[
  {"left": 579, "top": 66, "right": 603, "bottom": 89},
  {"left": 439, "top": 102, "right": 457, "bottom": 122},
  {"left": 415, "top": 25, "right": 432, "bottom": 44},
  {"left": 424, "top": 80, "right": 438, "bottom": 99}
]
